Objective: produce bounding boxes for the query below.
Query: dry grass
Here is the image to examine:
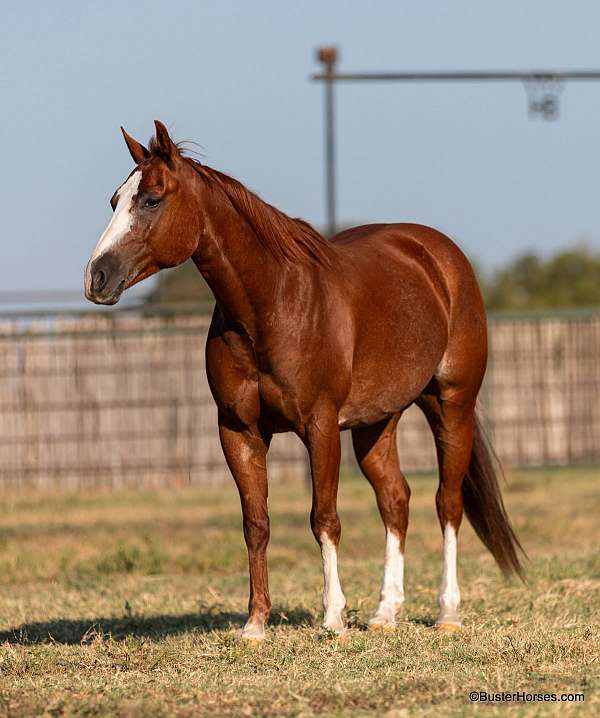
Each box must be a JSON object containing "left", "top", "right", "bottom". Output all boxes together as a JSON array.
[{"left": 0, "top": 466, "right": 598, "bottom": 717}]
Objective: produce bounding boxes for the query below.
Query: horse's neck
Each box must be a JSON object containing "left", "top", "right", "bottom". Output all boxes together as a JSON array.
[{"left": 190, "top": 192, "right": 280, "bottom": 336}]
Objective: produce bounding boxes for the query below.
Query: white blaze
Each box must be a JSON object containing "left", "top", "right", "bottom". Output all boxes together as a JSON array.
[
  {"left": 370, "top": 529, "right": 404, "bottom": 626},
  {"left": 91, "top": 171, "right": 142, "bottom": 262},
  {"left": 320, "top": 534, "right": 346, "bottom": 632}
]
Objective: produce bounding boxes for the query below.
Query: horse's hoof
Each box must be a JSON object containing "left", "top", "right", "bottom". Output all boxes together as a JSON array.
[
  {"left": 322, "top": 621, "right": 347, "bottom": 639},
  {"left": 368, "top": 621, "right": 396, "bottom": 632},
  {"left": 331, "top": 628, "right": 348, "bottom": 642},
  {"left": 322, "top": 629, "right": 348, "bottom": 642},
  {"left": 435, "top": 622, "right": 461, "bottom": 632},
  {"left": 240, "top": 637, "right": 264, "bottom": 646},
  {"left": 240, "top": 622, "right": 266, "bottom": 641}
]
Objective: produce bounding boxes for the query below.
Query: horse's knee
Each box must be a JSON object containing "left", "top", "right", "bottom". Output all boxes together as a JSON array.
[{"left": 243, "top": 514, "right": 270, "bottom": 553}]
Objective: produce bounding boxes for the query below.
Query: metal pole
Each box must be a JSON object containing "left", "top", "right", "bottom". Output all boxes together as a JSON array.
[
  {"left": 317, "top": 47, "right": 338, "bottom": 237},
  {"left": 311, "top": 69, "right": 600, "bottom": 82},
  {"left": 311, "top": 59, "right": 600, "bottom": 232}
]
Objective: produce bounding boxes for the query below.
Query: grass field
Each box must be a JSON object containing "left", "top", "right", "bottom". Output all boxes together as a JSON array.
[{"left": 0, "top": 466, "right": 598, "bottom": 717}]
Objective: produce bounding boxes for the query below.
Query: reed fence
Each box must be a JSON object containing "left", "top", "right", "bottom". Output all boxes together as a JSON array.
[{"left": 0, "top": 308, "right": 598, "bottom": 490}]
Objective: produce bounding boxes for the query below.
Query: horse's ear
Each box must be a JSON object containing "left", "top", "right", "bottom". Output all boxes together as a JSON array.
[
  {"left": 153, "top": 120, "right": 177, "bottom": 163},
  {"left": 121, "top": 127, "right": 150, "bottom": 164}
]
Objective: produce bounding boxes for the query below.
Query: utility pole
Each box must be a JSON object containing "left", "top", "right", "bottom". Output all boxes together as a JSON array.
[
  {"left": 317, "top": 46, "right": 339, "bottom": 238},
  {"left": 312, "top": 49, "right": 600, "bottom": 239}
]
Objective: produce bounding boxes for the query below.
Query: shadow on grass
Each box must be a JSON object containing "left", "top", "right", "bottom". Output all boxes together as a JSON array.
[
  {"left": 0, "top": 606, "right": 314, "bottom": 645},
  {"left": 407, "top": 615, "right": 437, "bottom": 628}
]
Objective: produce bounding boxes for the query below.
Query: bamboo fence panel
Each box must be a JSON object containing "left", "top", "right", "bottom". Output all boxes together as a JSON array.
[{"left": 0, "top": 311, "right": 598, "bottom": 490}]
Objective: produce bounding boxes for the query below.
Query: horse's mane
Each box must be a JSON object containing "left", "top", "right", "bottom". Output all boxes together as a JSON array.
[{"left": 180, "top": 154, "right": 333, "bottom": 268}]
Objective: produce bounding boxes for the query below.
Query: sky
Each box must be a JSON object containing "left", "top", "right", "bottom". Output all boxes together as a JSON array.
[{"left": 2, "top": 1, "right": 600, "bottom": 301}]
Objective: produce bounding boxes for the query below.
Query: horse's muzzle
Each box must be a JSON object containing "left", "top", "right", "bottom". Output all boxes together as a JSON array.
[{"left": 85, "top": 252, "right": 126, "bottom": 305}]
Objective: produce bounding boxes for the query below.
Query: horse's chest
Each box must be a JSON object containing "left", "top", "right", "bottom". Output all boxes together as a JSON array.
[
  {"left": 257, "top": 373, "right": 303, "bottom": 429},
  {"left": 209, "top": 334, "right": 302, "bottom": 430}
]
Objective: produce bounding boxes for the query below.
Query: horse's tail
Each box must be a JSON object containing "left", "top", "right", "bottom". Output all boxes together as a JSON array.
[{"left": 462, "top": 413, "right": 526, "bottom": 580}]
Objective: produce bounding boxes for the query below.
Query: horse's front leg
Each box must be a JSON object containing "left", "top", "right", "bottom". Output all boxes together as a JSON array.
[
  {"left": 305, "top": 406, "right": 346, "bottom": 634},
  {"left": 219, "top": 418, "right": 272, "bottom": 641}
]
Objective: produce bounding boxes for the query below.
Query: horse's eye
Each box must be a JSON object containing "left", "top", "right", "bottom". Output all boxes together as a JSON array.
[{"left": 144, "top": 197, "right": 161, "bottom": 209}]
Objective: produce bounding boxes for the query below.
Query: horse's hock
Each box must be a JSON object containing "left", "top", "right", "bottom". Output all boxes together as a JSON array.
[{"left": 0, "top": 310, "right": 598, "bottom": 490}]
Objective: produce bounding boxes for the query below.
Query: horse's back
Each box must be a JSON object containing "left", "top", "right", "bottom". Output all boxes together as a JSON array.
[
  {"left": 333, "top": 223, "right": 479, "bottom": 306},
  {"left": 332, "top": 222, "right": 485, "bottom": 340}
]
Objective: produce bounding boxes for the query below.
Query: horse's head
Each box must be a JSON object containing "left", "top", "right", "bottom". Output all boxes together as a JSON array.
[{"left": 85, "top": 121, "right": 201, "bottom": 305}]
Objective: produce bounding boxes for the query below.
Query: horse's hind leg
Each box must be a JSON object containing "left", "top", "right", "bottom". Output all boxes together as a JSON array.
[
  {"left": 417, "top": 390, "right": 476, "bottom": 630},
  {"left": 352, "top": 414, "right": 410, "bottom": 630}
]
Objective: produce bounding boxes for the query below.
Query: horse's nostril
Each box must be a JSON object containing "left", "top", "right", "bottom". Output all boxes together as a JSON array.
[
  {"left": 89, "top": 252, "right": 122, "bottom": 300},
  {"left": 93, "top": 268, "right": 107, "bottom": 293}
]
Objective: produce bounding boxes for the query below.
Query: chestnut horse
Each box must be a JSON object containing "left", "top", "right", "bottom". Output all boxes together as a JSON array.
[{"left": 85, "top": 121, "right": 523, "bottom": 639}]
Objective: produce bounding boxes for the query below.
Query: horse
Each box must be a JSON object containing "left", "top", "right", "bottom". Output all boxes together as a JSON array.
[{"left": 85, "top": 120, "right": 524, "bottom": 640}]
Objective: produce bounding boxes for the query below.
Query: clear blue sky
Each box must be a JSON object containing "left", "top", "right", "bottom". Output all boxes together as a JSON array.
[{"left": 2, "top": 1, "right": 600, "bottom": 295}]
